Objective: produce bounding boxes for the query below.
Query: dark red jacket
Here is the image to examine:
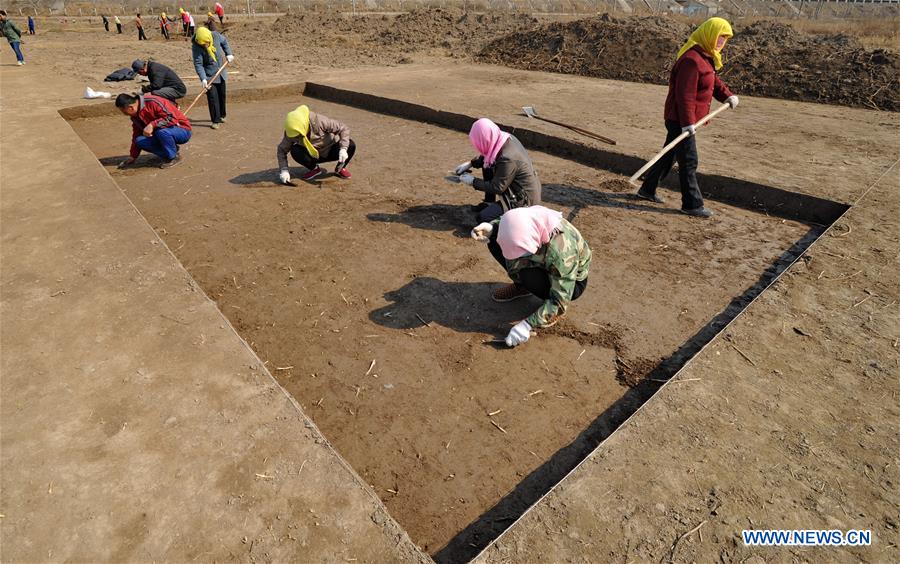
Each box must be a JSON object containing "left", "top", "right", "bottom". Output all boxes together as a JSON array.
[
  {"left": 130, "top": 94, "right": 192, "bottom": 158},
  {"left": 664, "top": 46, "right": 733, "bottom": 127}
]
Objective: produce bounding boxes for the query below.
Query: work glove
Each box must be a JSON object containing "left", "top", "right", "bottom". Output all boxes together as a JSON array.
[
  {"left": 454, "top": 160, "right": 472, "bottom": 175},
  {"left": 458, "top": 173, "right": 475, "bottom": 186},
  {"left": 470, "top": 222, "right": 493, "bottom": 242},
  {"left": 505, "top": 320, "right": 532, "bottom": 348},
  {"left": 337, "top": 147, "right": 349, "bottom": 165},
  {"left": 226, "top": 54, "right": 234, "bottom": 63},
  {"left": 725, "top": 95, "right": 739, "bottom": 109},
  {"left": 681, "top": 124, "right": 696, "bottom": 136},
  {"left": 143, "top": 124, "right": 154, "bottom": 136},
  {"left": 279, "top": 169, "right": 291, "bottom": 184},
  {"left": 201, "top": 79, "right": 208, "bottom": 89}
]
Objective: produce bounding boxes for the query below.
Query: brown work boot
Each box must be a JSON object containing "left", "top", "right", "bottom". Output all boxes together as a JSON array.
[{"left": 491, "top": 283, "right": 532, "bottom": 303}]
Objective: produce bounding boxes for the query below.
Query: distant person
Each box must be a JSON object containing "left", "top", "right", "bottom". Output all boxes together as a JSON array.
[
  {"left": 115, "top": 15, "right": 122, "bottom": 34},
  {"left": 470, "top": 206, "right": 592, "bottom": 348},
  {"left": 214, "top": 2, "right": 225, "bottom": 25},
  {"left": 132, "top": 59, "right": 187, "bottom": 102},
  {"left": 452, "top": 118, "right": 541, "bottom": 223},
  {"left": 192, "top": 26, "right": 233, "bottom": 129},
  {"left": 135, "top": 13, "right": 147, "bottom": 41},
  {"left": 277, "top": 105, "right": 355, "bottom": 183},
  {"left": 179, "top": 8, "right": 194, "bottom": 37},
  {"left": 27, "top": 15, "right": 35, "bottom": 35},
  {"left": 636, "top": 17, "right": 739, "bottom": 218},
  {"left": 102, "top": 14, "right": 109, "bottom": 32},
  {"left": 159, "top": 12, "right": 170, "bottom": 40},
  {"left": 115, "top": 92, "right": 192, "bottom": 169},
  {"left": 0, "top": 10, "right": 25, "bottom": 66},
  {"left": 205, "top": 12, "right": 217, "bottom": 31}
]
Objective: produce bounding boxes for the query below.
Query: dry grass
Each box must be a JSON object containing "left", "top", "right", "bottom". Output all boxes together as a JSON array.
[{"left": 788, "top": 18, "right": 900, "bottom": 50}]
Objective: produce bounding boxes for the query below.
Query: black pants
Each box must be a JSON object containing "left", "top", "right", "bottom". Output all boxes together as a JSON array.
[
  {"left": 116, "top": 23, "right": 122, "bottom": 33},
  {"left": 218, "top": 15, "right": 224, "bottom": 25},
  {"left": 104, "top": 22, "right": 109, "bottom": 31},
  {"left": 206, "top": 80, "right": 226, "bottom": 123},
  {"left": 487, "top": 230, "right": 587, "bottom": 302},
  {"left": 182, "top": 22, "right": 188, "bottom": 35},
  {"left": 137, "top": 27, "right": 147, "bottom": 40},
  {"left": 161, "top": 26, "right": 169, "bottom": 40},
  {"left": 640, "top": 120, "right": 704, "bottom": 211},
  {"left": 290, "top": 140, "right": 356, "bottom": 170}
]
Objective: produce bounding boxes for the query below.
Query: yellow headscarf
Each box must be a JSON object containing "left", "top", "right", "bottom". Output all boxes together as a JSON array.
[
  {"left": 161, "top": 12, "right": 166, "bottom": 18},
  {"left": 178, "top": 7, "right": 185, "bottom": 14},
  {"left": 193, "top": 26, "right": 217, "bottom": 63},
  {"left": 676, "top": 17, "right": 733, "bottom": 70},
  {"left": 284, "top": 105, "right": 319, "bottom": 159}
]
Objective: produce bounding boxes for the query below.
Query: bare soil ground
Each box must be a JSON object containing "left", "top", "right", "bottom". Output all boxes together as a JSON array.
[
  {"left": 5, "top": 9, "right": 898, "bottom": 563},
  {"left": 69, "top": 96, "right": 813, "bottom": 553}
]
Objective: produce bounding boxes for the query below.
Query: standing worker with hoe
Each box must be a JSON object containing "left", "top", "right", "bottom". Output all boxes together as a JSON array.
[
  {"left": 115, "top": 92, "right": 192, "bottom": 169},
  {"left": 214, "top": 2, "right": 225, "bottom": 26},
  {"left": 636, "top": 17, "right": 739, "bottom": 218},
  {"left": 0, "top": 11, "right": 24, "bottom": 65},
  {"left": 192, "top": 26, "right": 234, "bottom": 129}
]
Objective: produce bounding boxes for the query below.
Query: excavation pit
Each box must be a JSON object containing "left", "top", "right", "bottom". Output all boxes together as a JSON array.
[{"left": 66, "top": 91, "right": 836, "bottom": 560}]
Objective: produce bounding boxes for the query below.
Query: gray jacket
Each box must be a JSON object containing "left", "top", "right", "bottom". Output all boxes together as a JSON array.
[
  {"left": 276, "top": 110, "right": 351, "bottom": 170},
  {"left": 471, "top": 135, "right": 541, "bottom": 211},
  {"left": 192, "top": 30, "right": 232, "bottom": 84}
]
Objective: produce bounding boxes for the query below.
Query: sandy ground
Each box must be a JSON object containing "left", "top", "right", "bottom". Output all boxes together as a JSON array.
[
  {"left": 3, "top": 20, "right": 899, "bottom": 564},
  {"left": 68, "top": 93, "right": 814, "bottom": 553}
]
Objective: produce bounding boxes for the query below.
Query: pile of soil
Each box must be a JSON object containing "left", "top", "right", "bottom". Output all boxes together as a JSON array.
[
  {"left": 477, "top": 15, "right": 899, "bottom": 111},
  {"left": 230, "top": 8, "right": 539, "bottom": 66}
]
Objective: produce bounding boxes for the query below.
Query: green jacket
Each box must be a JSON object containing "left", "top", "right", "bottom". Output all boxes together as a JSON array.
[
  {"left": 1, "top": 19, "right": 22, "bottom": 43},
  {"left": 494, "top": 217, "right": 592, "bottom": 328}
]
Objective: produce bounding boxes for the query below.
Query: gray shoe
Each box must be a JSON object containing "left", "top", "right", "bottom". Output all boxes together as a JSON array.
[
  {"left": 220, "top": 117, "right": 227, "bottom": 123},
  {"left": 680, "top": 207, "right": 713, "bottom": 218},
  {"left": 210, "top": 122, "right": 220, "bottom": 130},
  {"left": 636, "top": 190, "right": 664, "bottom": 203},
  {"left": 159, "top": 154, "right": 183, "bottom": 169}
]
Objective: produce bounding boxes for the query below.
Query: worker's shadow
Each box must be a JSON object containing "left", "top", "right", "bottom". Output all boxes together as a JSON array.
[
  {"left": 98, "top": 155, "right": 161, "bottom": 169},
  {"left": 542, "top": 182, "right": 680, "bottom": 222},
  {"left": 370, "top": 277, "right": 535, "bottom": 335},
  {"left": 229, "top": 168, "right": 283, "bottom": 187},
  {"left": 367, "top": 204, "right": 475, "bottom": 238}
]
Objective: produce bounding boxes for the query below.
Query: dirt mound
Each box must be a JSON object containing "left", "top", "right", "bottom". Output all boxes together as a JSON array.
[
  {"left": 477, "top": 15, "right": 900, "bottom": 111},
  {"left": 230, "top": 8, "right": 539, "bottom": 66}
]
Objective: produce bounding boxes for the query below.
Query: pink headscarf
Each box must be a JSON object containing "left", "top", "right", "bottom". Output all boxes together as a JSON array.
[
  {"left": 497, "top": 206, "right": 564, "bottom": 260},
  {"left": 469, "top": 118, "right": 511, "bottom": 168}
]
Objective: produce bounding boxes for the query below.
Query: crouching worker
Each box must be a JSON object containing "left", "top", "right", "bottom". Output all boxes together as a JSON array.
[
  {"left": 472, "top": 206, "right": 591, "bottom": 348},
  {"left": 453, "top": 118, "right": 541, "bottom": 223},
  {"left": 115, "top": 93, "right": 192, "bottom": 169},
  {"left": 132, "top": 59, "right": 187, "bottom": 103},
  {"left": 277, "top": 105, "right": 355, "bottom": 183}
]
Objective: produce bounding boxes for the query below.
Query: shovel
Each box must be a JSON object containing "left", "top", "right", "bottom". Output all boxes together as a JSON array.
[{"left": 522, "top": 106, "right": 616, "bottom": 146}]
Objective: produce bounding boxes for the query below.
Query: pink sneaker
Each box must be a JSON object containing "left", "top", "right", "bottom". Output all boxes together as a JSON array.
[
  {"left": 335, "top": 167, "right": 352, "bottom": 179},
  {"left": 301, "top": 167, "right": 324, "bottom": 181}
]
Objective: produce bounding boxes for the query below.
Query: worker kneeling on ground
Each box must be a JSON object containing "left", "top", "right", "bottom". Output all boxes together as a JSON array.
[
  {"left": 636, "top": 17, "right": 739, "bottom": 218},
  {"left": 472, "top": 206, "right": 591, "bottom": 348},
  {"left": 132, "top": 59, "right": 187, "bottom": 103},
  {"left": 115, "top": 92, "right": 192, "bottom": 169},
  {"left": 277, "top": 104, "right": 355, "bottom": 183},
  {"left": 453, "top": 118, "right": 541, "bottom": 223}
]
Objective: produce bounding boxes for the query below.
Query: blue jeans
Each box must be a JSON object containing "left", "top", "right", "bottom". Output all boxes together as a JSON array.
[
  {"left": 9, "top": 41, "right": 24, "bottom": 62},
  {"left": 136, "top": 126, "right": 191, "bottom": 161}
]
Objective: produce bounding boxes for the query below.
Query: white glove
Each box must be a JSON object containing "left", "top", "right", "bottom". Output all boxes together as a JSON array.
[
  {"left": 470, "top": 222, "right": 493, "bottom": 242},
  {"left": 201, "top": 79, "right": 208, "bottom": 89},
  {"left": 458, "top": 173, "right": 475, "bottom": 186},
  {"left": 279, "top": 169, "right": 291, "bottom": 184},
  {"left": 725, "top": 95, "right": 739, "bottom": 109},
  {"left": 226, "top": 54, "right": 234, "bottom": 63},
  {"left": 338, "top": 147, "right": 349, "bottom": 164},
  {"left": 681, "top": 124, "right": 696, "bottom": 136},
  {"left": 454, "top": 160, "right": 472, "bottom": 175},
  {"left": 505, "top": 320, "right": 532, "bottom": 348}
]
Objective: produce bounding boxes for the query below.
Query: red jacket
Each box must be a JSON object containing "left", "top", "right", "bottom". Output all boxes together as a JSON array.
[
  {"left": 130, "top": 94, "right": 192, "bottom": 158},
  {"left": 215, "top": 3, "right": 224, "bottom": 16},
  {"left": 664, "top": 46, "right": 733, "bottom": 127}
]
